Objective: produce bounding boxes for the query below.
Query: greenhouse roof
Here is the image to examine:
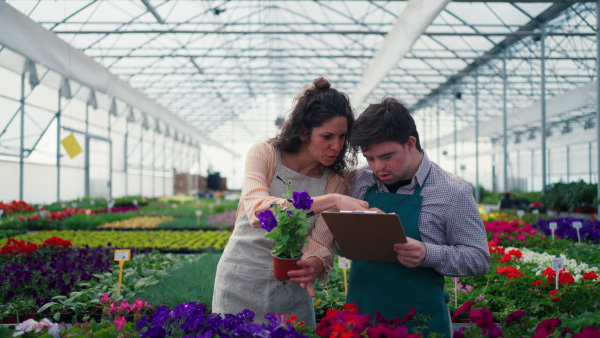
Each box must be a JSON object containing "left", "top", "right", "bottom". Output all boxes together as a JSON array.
[{"left": 2, "top": 0, "right": 597, "bottom": 147}]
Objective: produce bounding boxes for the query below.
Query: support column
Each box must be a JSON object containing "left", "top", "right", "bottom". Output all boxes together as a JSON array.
[
  {"left": 453, "top": 88, "right": 458, "bottom": 175},
  {"left": 502, "top": 50, "right": 508, "bottom": 193},
  {"left": 596, "top": 0, "right": 600, "bottom": 210},
  {"left": 590, "top": 142, "right": 593, "bottom": 183},
  {"left": 475, "top": 72, "right": 480, "bottom": 203},
  {"left": 542, "top": 23, "right": 548, "bottom": 194},
  {"left": 163, "top": 134, "right": 167, "bottom": 196},
  {"left": 84, "top": 105, "right": 90, "bottom": 197},
  {"left": 566, "top": 146, "right": 570, "bottom": 182},
  {"left": 516, "top": 150, "right": 520, "bottom": 190},
  {"left": 108, "top": 111, "right": 113, "bottom": 199},
  {"left": 124, "top": 119, "right": 129, "bottom": 196},
  {"left": 140, "top": 126, "right": 144, "bottom": 196},
  {"left": 19, "top": 67, "right": 25, "bottom": 200},
  {"left": 436, "top": 100, "right": 440, "bottom": 164},
  {"left": 56, "top": 92, "right": 62, "bottom": 203},
  {"left": 531, "top": 149, "right": 535, "bottom": 191},
  {"left": 152, "top": 130, "right": 156, "bottom": 197}
]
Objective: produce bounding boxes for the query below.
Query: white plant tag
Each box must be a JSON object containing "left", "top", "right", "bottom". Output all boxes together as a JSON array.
[
  {"left": 549, "top": 222, "right": 557, "bottom": 230},
  {"left": 573, "top": 221, "right": 582, "bottom": 242},
  {"left": 552, "top": 257, "right": 564, "bottom": 271},
  {"left": 338, "top": 257, "right": 351, "bottom": 269},
  {"left": 517, "top": 210, "right": 525, "bottom": 217}
]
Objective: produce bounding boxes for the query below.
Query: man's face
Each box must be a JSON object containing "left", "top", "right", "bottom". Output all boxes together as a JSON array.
[{"left": 362, "top": 141, "right": 413, "bottom": 185}]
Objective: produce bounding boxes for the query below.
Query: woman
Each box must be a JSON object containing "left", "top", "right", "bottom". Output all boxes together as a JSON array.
[{"left": 212, "top": 77, "right": 368, "bottom": 327}]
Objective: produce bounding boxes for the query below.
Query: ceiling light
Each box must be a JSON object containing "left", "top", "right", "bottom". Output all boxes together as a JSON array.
[
  {"left": 584, "top": 119, "right": 595, "bottom": 130},
  {"left": 561, "top": 123, "right": 572, "bottom": 134},
  {"left": 527, "top": 130, "right": 535, "bottom": 140},
  {"left": 515, "top": 134, "right": 522, "bottom": 144}
]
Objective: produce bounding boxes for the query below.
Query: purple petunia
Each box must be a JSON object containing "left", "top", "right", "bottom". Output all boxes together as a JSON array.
[
  {"left": 292, "top": 190, "right": 313, "bottom": 210},
  {"left": 258, "top": 210, "right": 278, "bottom": 232}
]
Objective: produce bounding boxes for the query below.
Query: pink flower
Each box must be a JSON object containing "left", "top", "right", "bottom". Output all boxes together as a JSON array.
[
  {"left": 100, "top": 293, "right": 110, "bottom": 302},
  {"left": 476, "top": 295, "right": 485, "bottom": 301},
  {"left": 114, "top": 316, "right": 126, "bottom": 330},
  {"left": 465, "top": 285, "right": 473, "bottom": 292}
]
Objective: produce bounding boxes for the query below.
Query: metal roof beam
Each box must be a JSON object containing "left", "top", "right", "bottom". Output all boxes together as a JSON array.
[
  {"left": 410, "top": 2, "right": 577, "bottom": 111},
  {"left": 140, "top": 0, "right": 166, "bottom": 24},
  {"left": 52, "top": 30, "right": 594, "bottom": 36}
]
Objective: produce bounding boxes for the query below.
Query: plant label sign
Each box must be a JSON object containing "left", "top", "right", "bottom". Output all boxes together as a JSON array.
[
  {"left": 517, "top": 210, "right": 525, "bottom": 217},
  {"left": 195, "top": 210, "right": 202, "bottom": 216},
  {"left": 549, "top": 222, "right": 557, "bottom": 240},
  {"left": 338, "top": 256, "right": 351, "bottom": 296},
  {"left": 338, "top": 257, "right": 351, "bottom": 269},
  {"left": 133, "top": 199, "right": 138, "bottom": 206},
  {"left": 552, "top": 257, "right": 564, "bottom": 272},
  {"left": 572, "top": 221, "right": 582, "bottom": 242},
  {"left": 0, "top": 209, "right": 3, "bottom": 217},
  {"left": 114, "top": 249, "right": 131, "bottom": 261}
]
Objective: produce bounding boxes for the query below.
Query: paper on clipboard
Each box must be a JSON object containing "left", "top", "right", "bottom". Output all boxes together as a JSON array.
[{"left": 321, "top": 211, "right": 407, "bottom": 262}]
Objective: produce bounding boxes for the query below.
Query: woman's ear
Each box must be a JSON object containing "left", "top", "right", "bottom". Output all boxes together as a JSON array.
[{"left": 300, "top": 127, "right": 308, "bottom": 142}]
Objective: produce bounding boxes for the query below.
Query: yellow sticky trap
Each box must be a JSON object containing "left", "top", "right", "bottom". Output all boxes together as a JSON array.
[
  {"left": 114, "top": 249, "right": 131, "bottom": 294},
  {"left": 60, "top": 133, "right": 83, "bottom": 159}
]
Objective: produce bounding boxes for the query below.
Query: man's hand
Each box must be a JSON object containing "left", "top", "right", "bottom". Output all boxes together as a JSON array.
[
  {"left": 394, "top": 237, "right": 426, "bottom": 268},
  {"left": 287, "top": 257, "right": 324, "bottom": 297}
]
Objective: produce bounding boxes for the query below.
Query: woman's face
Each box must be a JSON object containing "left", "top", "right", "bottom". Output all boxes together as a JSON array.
[{"left": 305, "top": 116, "right": 348, "bottom": 166}]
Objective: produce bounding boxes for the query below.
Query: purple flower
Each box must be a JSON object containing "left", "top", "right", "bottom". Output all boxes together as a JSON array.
[
  {"left": 469, "top": 309, "right": 496, "bottom": 329},
  {"left": 505, "top": 310, "right": 527, "bottom": 327},
  {"left": 258, "top": 210, "right": 278, "bottom": 232},
  {"left": 292, "top": 190, "right": 313, "bottom": 210}
]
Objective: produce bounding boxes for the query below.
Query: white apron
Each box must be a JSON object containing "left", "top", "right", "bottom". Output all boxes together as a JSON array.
[{"left": 212, "top": 147, "right": 329, "bottom": 327}]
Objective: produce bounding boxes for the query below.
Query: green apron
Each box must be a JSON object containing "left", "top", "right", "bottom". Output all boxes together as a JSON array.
[{"left": 346, "top": 172, "right": 451, "bottom": 337}]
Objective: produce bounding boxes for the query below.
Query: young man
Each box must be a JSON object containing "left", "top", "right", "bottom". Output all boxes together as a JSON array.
[{"left": 347, "top": 97, "right": 491, "bottom": 337}]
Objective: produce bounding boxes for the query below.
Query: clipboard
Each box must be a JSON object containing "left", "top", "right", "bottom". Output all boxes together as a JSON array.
[{"left": 321, "top": 211, "right": 407, "bottom": 262}]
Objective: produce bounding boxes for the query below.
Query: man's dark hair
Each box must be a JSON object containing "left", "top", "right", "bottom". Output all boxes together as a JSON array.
[
  {"left": 350, "top": 97, "right": 423, "bottom": 153},
  {"left": 271, "top": 77, "right": 356, "bottom": 174}
]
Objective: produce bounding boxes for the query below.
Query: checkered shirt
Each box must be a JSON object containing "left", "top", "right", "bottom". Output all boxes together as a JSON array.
[{"left": 350, "top": 153, "right": 491, "bottom": 277}]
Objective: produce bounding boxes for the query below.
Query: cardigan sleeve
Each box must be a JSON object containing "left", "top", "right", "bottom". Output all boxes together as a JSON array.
[
  {"left": 302, "top": 172, "right": 349, "bottom": 277},
  {"left": 238, "top": 142, "right": 287, "bottom": 227}
]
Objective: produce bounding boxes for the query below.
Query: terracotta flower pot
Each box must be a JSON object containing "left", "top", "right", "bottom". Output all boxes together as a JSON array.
[{"left": 272, "top": 253, "right": 301, "bottom": 281}]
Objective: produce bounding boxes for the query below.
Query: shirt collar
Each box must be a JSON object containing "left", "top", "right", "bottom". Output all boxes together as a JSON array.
[{"left": 374, "top": 151, "right": 431, "bottom": 192}]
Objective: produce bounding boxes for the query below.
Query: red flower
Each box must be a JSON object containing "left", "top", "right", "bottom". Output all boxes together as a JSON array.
[
  {"left": 532, "top": 280, "right": 542, "bottom": 286},
  {"left": 343, "top": 303, "right": 360, "bottom": 314},
  {"left": 583, "top": 271, "right": 599, "bottom": 280},
  {"left": 17, "top": 216, "right": 24, "bottom": 221},
  {"left": 559, "top": 272, "right": 575, "bottom": 285},
  {"left": 43, "top": 236, "right": 73, "bottom": 248},
  {"left": 551, "top": 296, "right": 561, "bottom": 301},
  {"left": 549, "top": 289, "right": 560, "bottom": 296},
  {"left": 497, "top": 266, "right": 526, "bottom": 278}
]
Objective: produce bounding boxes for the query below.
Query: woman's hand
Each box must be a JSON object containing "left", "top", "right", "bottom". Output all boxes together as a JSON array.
[
  {"left": 334, "top": 194, "right": 369, "bottom": 211},
  {"left": 288, "top": 257, "right": 324, "bottom": 297}
]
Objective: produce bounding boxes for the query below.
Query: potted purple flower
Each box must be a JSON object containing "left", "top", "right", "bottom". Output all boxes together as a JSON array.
[{"left": 257, "top": 176, "right": 314, "bottom": 280}]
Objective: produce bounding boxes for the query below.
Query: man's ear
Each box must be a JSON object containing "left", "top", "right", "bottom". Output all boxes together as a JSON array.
[{"left": 406, "top": 136, "right": 416, "bottom": 151}]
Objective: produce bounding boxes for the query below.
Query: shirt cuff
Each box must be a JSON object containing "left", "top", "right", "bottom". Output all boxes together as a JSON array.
[{"left": 421, "top": 242, "right": 442, "bottom": 269}]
